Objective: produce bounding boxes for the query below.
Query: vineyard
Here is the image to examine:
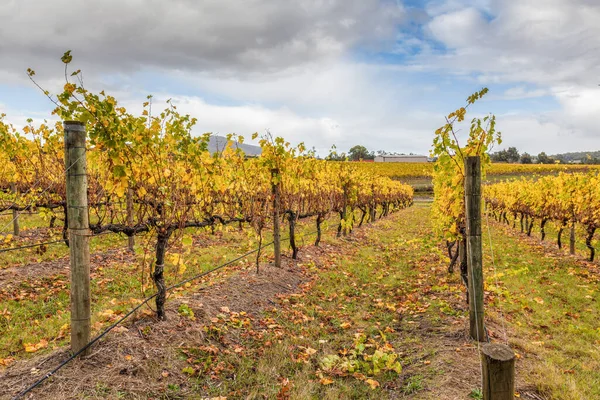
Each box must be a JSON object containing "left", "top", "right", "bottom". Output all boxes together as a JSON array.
[
  {"left": 485, "top": 173, "right": 600, "bottom": 261},
  {"left": 0, "top": 56, "right": 599, "bottom": 400},
  {"left": 356, "top": 161, "right": 600, "bottom": 180},
  {"left": 0, "top": 115, "right": 413, "bottom": 351}
]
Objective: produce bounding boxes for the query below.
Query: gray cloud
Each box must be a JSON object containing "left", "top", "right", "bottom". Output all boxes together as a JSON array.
[{"left": 0, "top": 0, "right": 404, "bottom": 79}]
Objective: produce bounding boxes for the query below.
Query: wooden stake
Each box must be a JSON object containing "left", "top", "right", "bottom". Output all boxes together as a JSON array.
[
  {"left": 11, "top": 182, "right": 19, "bottom": 236},
  {"left": 64, "top": 121, "right": 91, "bottom": 355},
  {"left": 464, "top": 156, "right": 485, "bottom": 341},
  {"left": 153, "top": 231, "right": 169, "bottom": 320},
  {"left": 481, "top": 343, "right": 516, "bottom": 400},
  {"left": 315, "top": 213, "right": 324, "bottom": 246},
  {"left": 288, "top": 211, "right": 298, "bottom": 259},
  {"left": 338, "top": 184, "right": 348, "bottom": 237},
  {"left": 126, "top": 186, "right": 135, "bottom": 252},
  {"left": 271, "top": 168, "right": 281, "bottom": 268},
  {"left": 570, "top": 220, "right": 576, "bottom": 255}
]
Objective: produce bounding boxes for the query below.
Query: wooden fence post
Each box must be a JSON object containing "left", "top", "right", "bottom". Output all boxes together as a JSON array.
[
  {"left": 11, "top": 182, "right": 19, "bottom": 236},
  {"left": 126, "top": 186, "right": 135, "bottom": 252},
  {"left": 464, "top": 156, "right": 485, "bottom": 341},
  {"left": 569, "top": 220, "right": 576, "bottom": 255},
  {"left": 64, "top": 121, "right": 91, "bottom": 355},
  {"left": 481, "top": 343, "right": 515, "bottom": 400},
  {"left": 271, "top": 168, "right": 281, "bottom": 268}
]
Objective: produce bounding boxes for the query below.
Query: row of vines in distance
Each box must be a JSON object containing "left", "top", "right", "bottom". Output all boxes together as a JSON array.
[
  {"left": 354, "top": 160, "right": 600, "bottom": 180},
  {"left": 485, "top": 172, "right": 600, "bottom": 261}
]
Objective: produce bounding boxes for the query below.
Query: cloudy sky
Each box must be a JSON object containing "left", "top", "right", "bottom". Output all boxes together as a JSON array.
[{"left": 0, "top": 0, "right": 599, "bottom": 156}]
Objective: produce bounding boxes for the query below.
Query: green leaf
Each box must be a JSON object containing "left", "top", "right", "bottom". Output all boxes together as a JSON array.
[
  {"left": 181, "top": 366, "right": 195, "bottom": 375},
  {"left": 61, "top": 50, "right": 73, "bottom": 64},
  {"left": 182, "top": 235, "right": 193, "bottom": 247}
]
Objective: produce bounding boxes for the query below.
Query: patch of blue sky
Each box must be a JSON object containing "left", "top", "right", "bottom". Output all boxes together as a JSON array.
[{"left": 0, "top": 84, "right": 55, "bottom": 117}]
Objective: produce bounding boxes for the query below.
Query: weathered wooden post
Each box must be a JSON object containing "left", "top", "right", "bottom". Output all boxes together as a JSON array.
[
  {"left": 315, "top": 213, "right": 324, "bottom": 246},
  {"left": 338, "top": 184, "right": 348, "bottom": 237},
  {"left": 271, "top": 168, "right": 281, "bottom": 268},
  {"left": 464, "top": 156, "right": 485, "bottom": 341},
  {"left": 287, "top": 211, "right": 298, "bottom": 259},
  {"left": 126, "top": 186, "right": 135, "bottom": 252},
  {"left": 370, "top": 184, "right": 376, "bottom": 222},
  {"left": 569, "top": 220, "right": 576, "bottom": 255},
  {"left": 64, "top": 121, "right": 91, "bottom": 355},
  {"left": 481, "top": 343, "right": 515, "bottom": 400},
  {"left": 11, "top": 182, "right": 19, "bottom": 236}
]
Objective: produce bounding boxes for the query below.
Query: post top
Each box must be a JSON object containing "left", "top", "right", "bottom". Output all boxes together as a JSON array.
[
  {"left": 482, "top": 343, "right": 515, "bottom": 361},
  {"left": 63, "top": 121, "right": 85, "bottom": 131},
  {"left": 465, "top": 155, "right": 481, "bottom": 164}
]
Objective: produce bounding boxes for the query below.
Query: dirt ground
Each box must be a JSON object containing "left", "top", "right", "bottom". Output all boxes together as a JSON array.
[
  {"left": 1, "top": 250, "right": 315, "bottom": 400},
  {"left": 0, "top": 247, "right": 137, "bottom": 292},
  {"left": 0, "top": 216, "right": 553, "bottom": 400}
]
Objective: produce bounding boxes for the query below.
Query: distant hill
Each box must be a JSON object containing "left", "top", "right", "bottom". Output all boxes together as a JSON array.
[{"left": 208, "top": 135, "right": 262, "bottom": 157}]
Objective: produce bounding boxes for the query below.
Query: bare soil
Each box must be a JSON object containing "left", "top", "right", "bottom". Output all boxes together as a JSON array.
[{"left": 0, "top": 247, "right": 137, "bottom": 293}]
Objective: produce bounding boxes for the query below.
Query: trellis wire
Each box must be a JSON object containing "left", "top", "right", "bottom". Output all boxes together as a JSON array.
[
  {"left": 0, "top": 153, "right": 86, "bottom": 235},
  {"left": 11, "top": 207, "right": 396, "bottom": 399}
]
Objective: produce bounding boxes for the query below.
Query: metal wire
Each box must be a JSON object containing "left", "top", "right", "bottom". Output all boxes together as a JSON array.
[
  {"left": 0, "top": 239, "right": 65, "bottom": 254},
  {"left": 10, "top": 207, "right": 377, "bottom": 399},
  {"left": 11, "top": 228, "right": 322, "bottom": 400},
  {"left": 0, "top": 231, "right": 115, "bottom": 254},
  {"left": 0, "top": 153, "right": 85, "bottom": 235}
]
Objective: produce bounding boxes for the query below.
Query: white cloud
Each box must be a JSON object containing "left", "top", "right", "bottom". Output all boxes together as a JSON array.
[
  {"left": 421, "top": 0, "right": 600, "bottom": 87},
  {"left": 501, "top": 87, "right": 549, "bottom": 100},
  {"left": 427, "top": 8, "right": 487, "bottom": 48},
  {"left": 137, "top": 91, "right": 439, "bottom": 156},
  {"left": 416, "top": 0, "right": 600, "bottom": 150},
  {"left": 496, "top": 113, "right": 600, "bottom": 155},
  {"left": 1, "top": 0, "right": 599, "bottom": 157}
]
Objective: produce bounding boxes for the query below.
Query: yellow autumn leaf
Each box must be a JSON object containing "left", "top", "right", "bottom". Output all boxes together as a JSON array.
[
  {"left": 114, "top": 183, "right": 126, "bottom": 198},
  {"left": 365, "top": 378, "right": 380, "bottom": 389},
  {"left": 23, "top": 339, "right": 48, "bottom": 353},
  {"left": 319, "top": 377, "right": 334, "bottom": 385},
  {"left": 0, "top": 357, "right": 15, "bottom": 366},
  {"left": 169, "top": 253, "right": 181, "bottom": 265},
  {"left": 178, "top": 263, "right": 187, "bottom": 275},
  {"left": 99, "top": 309, "right": 115, "bottom": 320},
  {"left": 305, "top": 347, "right": 317, "bottom": 356}
]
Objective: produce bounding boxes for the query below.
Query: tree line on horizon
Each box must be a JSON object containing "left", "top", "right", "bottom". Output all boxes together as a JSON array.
[
  {"left": 489, "top": 147, "right": 600, "bottom": 165},
  {"left": 326, "top": 144, "right": 600, "bottom": 164}
]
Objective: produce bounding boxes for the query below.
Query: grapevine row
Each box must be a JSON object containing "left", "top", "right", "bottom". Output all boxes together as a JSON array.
[
  {"left": 484, "top": 173, "right": 600, "bottom": 261},
  {"left": 355, "top": 161, "right": 600, "bottom": 180}
]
